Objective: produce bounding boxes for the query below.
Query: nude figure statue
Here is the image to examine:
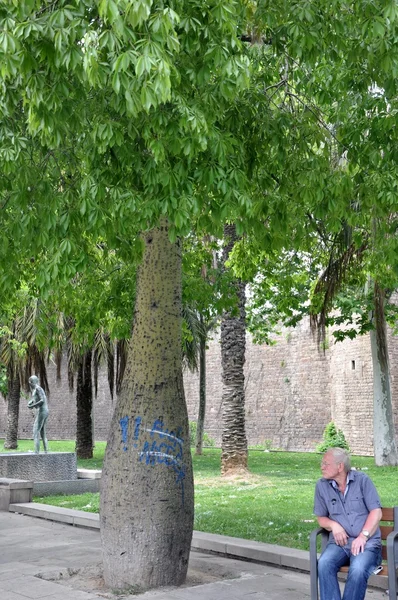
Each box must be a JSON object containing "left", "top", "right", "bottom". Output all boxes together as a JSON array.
[{"left": 28, "top": 375, "right": 49, "bottom": 453}]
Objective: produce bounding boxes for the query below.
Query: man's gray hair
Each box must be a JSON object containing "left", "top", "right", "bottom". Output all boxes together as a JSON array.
[{"left": 326, "top": 447, "right": 351, "bottom": 472}]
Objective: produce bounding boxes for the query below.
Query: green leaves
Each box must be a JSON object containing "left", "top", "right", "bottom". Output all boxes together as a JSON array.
[
  {"left": 0, "top": 0, "right": 398, "bottom": 326},
  {"left": 99, "top": 0, "right": 122, "bottom": 25},
  {"left": 125, "top": 0, "right": 153, "bottom": 27}
]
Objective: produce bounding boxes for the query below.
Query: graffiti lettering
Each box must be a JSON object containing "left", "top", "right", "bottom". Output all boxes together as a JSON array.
[
  {"left": 119, "top": 415, "right": 186, "bottom": 504},
  {"left": 134, "top": 416, "right": 142, "bottom": 440},
  {"left": 119, "top": 416, "right": 129, "bottom": 452}
]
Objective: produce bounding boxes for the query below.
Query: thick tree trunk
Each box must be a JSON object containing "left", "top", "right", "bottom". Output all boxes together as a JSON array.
[
  {"left": 195, "top": 323, "right": 206, "bottom": 455},
  {"left": 3, "top": 373, "right": 20, "bottom": 449},
  {"left": 75, "top": 350, "right": 93, "bottom": 460},
  {"left": 221, "top": 224, "right": 248, "bottom": 475},
  {"left": 100, "top": 222, "right": 194, "bottom": 591},
  {"left": 370, "top": 281, "right": 398, "bottom": 466}
]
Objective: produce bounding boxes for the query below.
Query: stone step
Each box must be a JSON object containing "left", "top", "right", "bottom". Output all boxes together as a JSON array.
[
  {"left": 77, "top": 468, "right": 102, "bottom": 479},
  {"left": 9, "top": 502, "right": 100, "bottom": 529}
]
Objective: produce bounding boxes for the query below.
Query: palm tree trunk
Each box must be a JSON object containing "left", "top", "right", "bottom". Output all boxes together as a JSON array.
[
  {"left": 195, "top": 322, "right": 206, "bottom": 455},
  {"left": 100, "top": 221, "right": 194, "bottom": 591},
  {"left": 75, "top": 350, "right": 94, "bottom": 459},
  {"left": 370, "top": 281, "right": 398, "bottom": 466},
  {"left": 221, "top": 224, "right": 248, "bottom": 475},
  {"left": 4, "top": 373, "right": 20, "bottom": 449}
]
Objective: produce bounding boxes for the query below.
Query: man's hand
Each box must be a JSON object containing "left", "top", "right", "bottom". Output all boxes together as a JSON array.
[
  {"left": 331, "top": 523, "right": 348, "bottom": 547},
  {"left": 351, "top": 533, "right": 367, "bottom": 556}
]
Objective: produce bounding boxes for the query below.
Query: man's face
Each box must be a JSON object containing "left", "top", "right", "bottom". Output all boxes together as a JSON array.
[{"left": 321, "top": 452, "right": 343, "bottom": 479}]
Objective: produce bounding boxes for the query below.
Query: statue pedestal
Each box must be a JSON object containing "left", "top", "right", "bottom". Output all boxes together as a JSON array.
[{"left": 0, "top": 452, "right": 77, "bottom": 482}]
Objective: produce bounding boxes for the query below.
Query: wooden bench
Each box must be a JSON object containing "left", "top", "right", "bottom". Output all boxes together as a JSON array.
[{"left": 310, "top": 506, "right": 398, "bottom": 600}]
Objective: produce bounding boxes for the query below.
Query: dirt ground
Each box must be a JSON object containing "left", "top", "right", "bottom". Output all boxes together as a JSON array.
[{"left": 35, "top": 551, "right": 242, "bottom": 598}]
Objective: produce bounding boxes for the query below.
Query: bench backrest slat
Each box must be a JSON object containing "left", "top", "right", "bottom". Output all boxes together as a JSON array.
[
  {"left": 381, "top": 507, "right": 394, "bottom": 521},
  {"left": 379, "top": 506, "right": 397, "bottom": 563},
  {"left": 380, "top": 525, "right": 394, "bottom": 538}
]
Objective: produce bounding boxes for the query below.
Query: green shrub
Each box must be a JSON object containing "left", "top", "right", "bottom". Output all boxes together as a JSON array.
[
  {"left": 189, "top": 421, "right": 215, "bottom": 448},
  {"left": 316, "top": 421, "right": 350, "bottom": 453}
]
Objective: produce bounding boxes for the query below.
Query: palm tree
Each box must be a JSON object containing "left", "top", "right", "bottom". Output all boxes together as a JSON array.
[
  {"left": 220, "top": 223, "right": 248, "bottom": 475},
  {"left": 1, "top": 299, "right": 49, "bottom": 449},
  {"left": 63, "top": 321, "right": 127, "bottom": 459},
  {"left": 182, "top": 306, "right": 217, "bottom": 454}
]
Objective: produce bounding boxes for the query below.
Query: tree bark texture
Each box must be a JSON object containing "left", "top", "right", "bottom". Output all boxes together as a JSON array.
[
  {"left": 195, "top": 324, "right": 206, "bottom": 455},
  {"left": 221, "top": 223, "right": 248, "bottom": 475},
  {"left": 75, "top": 350, "right": 93, "bottom": 460},
  {"left": 4, "top": 373, "right": 20, "bottom": 449},
  {"left": 370, "top": 281, "right": 398, "bottom": 466},
  {"left": 100, "top": 221, "right": 194, "bottom": 591}
]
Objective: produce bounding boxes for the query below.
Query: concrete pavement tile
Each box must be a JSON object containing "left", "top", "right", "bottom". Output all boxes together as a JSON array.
[
  {"left": 0, "top": 564, "right": 41, "bottom": 579},
  {"left": 0, "top": 591, "right": 36, "bottom": 600},
  {"left": 151, "top": 581, "right": 245, "bottom": 600},
  {"left": 143, "top": 592, "right": 240, "bottom": 600},
  {"left": 40, "top": 593, "right": 100, "bottom": 600},
  {"left": 1, "top": 575, "right": 68, "bottom": 598}
]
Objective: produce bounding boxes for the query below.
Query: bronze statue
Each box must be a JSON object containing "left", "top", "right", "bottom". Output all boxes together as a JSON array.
[{"left": 28, "top": 375, "right": 49, "bottom": 453}]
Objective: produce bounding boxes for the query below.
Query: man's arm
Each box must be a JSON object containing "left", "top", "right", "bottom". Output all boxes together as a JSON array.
[
  {"left": 351, "top": 508, "right": 382, "bottom": 556},
  {"left": 28, "top": 389, "right": 44, "bottom": 409},
  {"left": 317, "top": 516, "right": 348, "bottom": 546}
]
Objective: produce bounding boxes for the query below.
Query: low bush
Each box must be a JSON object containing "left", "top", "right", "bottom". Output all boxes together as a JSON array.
[
  {"left": 316, "top": 421, "right": 350, "bottom": 453},
  {"left": 189, "top": 421, "right": 215, "bottom": 448}
]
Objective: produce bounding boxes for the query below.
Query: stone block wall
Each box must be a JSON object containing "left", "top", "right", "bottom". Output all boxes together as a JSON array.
[
  {"left": 184, "top": 318, "right": 398, "bottom": 456},
  {"left": 1, "top": 316, "right": 398, "bottom": 456},
  {"left": 329, "top": 332, "right": 374, "bottom": 454},
  {"left": 184, "top": 320, "right": 332, "bottom": 452}
]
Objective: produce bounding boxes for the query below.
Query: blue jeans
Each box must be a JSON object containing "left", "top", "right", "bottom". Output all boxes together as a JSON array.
[{"left": 318, "top": 543, "right": 382, "bottom": 600}]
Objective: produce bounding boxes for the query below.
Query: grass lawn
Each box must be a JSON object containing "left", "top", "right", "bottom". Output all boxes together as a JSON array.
[{"left": 3, "top": 441, "right": 397, "bottom": 552}]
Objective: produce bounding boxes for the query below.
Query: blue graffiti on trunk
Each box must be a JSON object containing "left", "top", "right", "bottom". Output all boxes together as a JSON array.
[
  {"left": 139, "top": 419, "right": 186, "bottom": 503},
  {"left": 119, "top": 415, "right": 187, "bottom": 503},
  {"left": 119, "top": 416, "right": 129, "bottom": 451}
]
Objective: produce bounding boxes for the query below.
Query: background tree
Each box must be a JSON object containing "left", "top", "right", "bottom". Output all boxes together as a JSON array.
[
  {"left": 231, "top": 214, "right": 398, "bottom": 467},
  {"left": 182, "top": 235, "right": 224, "bottom": 455},
  {"left": 221, "top": 224, "right": 248, "bottom": 474}
]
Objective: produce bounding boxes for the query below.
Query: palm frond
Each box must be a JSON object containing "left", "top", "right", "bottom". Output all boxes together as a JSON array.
[
  {"left": 182, "top": 306, "right": 208, "bottom": 372},
  {"left": 310, "top": 237, "right": 368, "bottom": 342}
]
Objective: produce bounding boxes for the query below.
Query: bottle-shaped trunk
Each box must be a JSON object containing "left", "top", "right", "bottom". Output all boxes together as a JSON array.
[
  {"left": 100, "top": 222, "right": 194, "bottom": 591},
  {"left": 75, "top": 350, "right": 93, "bottom": 460}
]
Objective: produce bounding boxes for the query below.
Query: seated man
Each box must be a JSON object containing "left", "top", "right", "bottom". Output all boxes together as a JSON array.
[{"left": 314, "top": 447, "right": 382, "bottom": 600}]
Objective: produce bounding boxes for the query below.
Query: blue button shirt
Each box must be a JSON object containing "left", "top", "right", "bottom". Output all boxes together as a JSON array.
[{"left": 314, "top": 469, "right": 382, "bottom": 550}]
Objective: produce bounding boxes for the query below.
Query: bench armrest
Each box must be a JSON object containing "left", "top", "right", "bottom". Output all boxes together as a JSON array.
[
  {"left": 310, "top": 528, "right": 329, "bottom": 600},
  {"left": 310, "top": 527, "right": 329, "bottom": 554},
  {"left": 387, "top": 529, "right": 398, "bottom": 600}
]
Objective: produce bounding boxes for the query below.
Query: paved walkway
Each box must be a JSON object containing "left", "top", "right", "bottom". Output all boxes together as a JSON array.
[{"left": 0, "top": 510, "right": 389, "bottom": 600}]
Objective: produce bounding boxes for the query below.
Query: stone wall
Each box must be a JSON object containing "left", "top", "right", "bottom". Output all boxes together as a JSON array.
[
  {"left": 184, "top": 318, "right": 398, "bottom": 456},
  {"left": 184, "top": 319, "right": 332, "bottom": 451},
  {"left": 1, "top": 317, "right": 398, "bottom": 456}
]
